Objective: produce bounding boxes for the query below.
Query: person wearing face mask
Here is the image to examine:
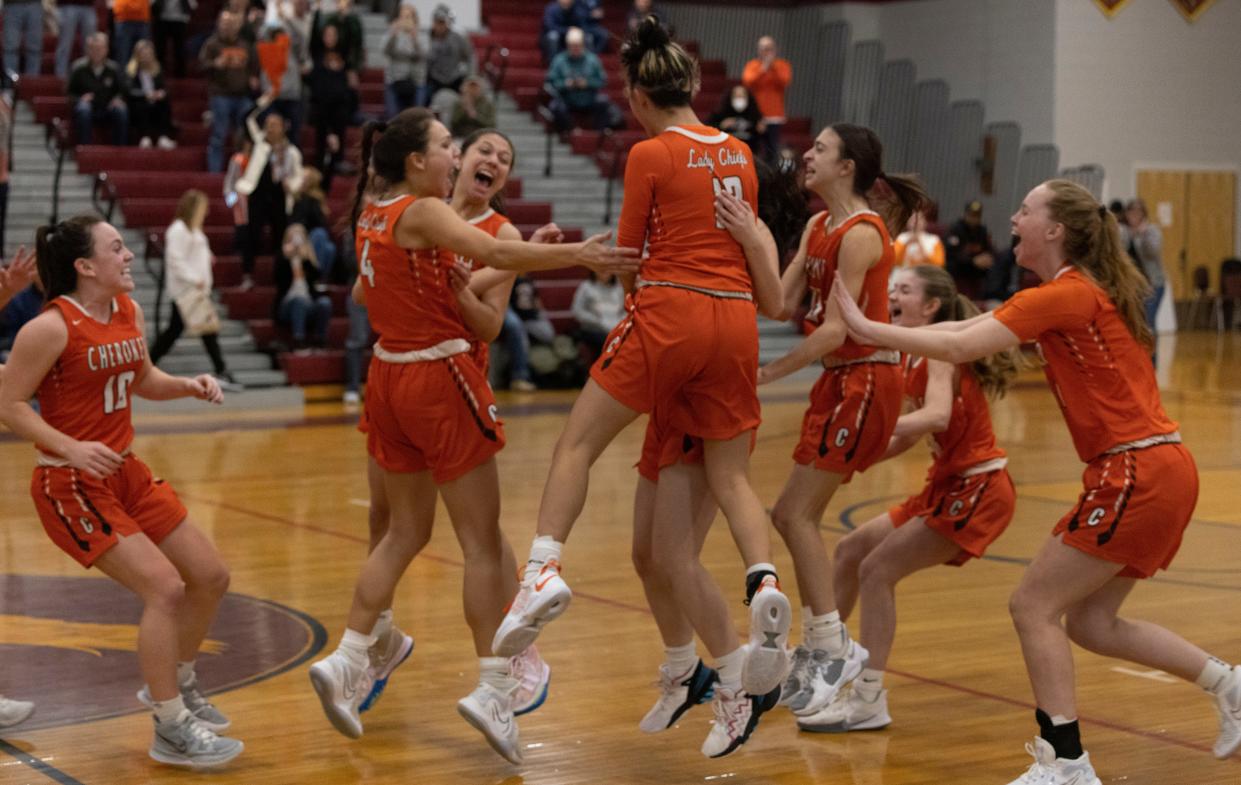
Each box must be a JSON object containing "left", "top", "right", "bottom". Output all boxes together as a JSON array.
[{"left": 707, "top": 84, "right": 765, "bottom": 150}]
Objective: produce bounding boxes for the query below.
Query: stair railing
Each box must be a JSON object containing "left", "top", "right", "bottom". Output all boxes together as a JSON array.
[
  {"left": 44, "top": 117, "right": 71, "bottom": 224},
  {"left": 91, "top": 172, "right": 118, "bottom": 221},
  {"left": 144, "top": 231, "right": 167, "bottom": 334}
]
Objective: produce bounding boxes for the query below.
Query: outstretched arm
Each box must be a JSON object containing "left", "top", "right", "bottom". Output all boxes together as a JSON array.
[{"left": 131, "top": 304, "right": 224, "bottom": 403}]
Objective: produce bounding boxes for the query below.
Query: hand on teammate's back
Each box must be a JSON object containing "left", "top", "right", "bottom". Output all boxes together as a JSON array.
[{"left": 579, "top": 232, "right": 641, "bottom": 276}]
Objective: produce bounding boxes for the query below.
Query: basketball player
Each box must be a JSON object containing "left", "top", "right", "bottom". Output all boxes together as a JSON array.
[{"left": 833, "top": 179, "right": 1241, "bottom": 784}]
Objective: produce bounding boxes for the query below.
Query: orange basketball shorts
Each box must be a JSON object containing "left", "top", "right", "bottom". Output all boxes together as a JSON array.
[
  {"left": 1054, "top": 442, "right": 1198, "bottom": 579},
  {"left": 365, "top": 353, "right": 505, "bottom": 483},
  {"left": 591, "top": 286, "right": 761, "bottom": 442},
  {"left": 32, "top": 454, "right": 187, "bottom": 568},
  {"left": 890, "top": 467, "right": 1016, "bottom": 566},
  {"left": 793, "top": 362, "right": 903, "bottom": 480}
]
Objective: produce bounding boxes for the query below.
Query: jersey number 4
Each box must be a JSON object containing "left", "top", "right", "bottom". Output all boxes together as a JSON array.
[
  {"left": 359, "top": 239, "right": 375, "bottom": 287},
  {"left": 712, "top": 176, "right": 744, "bottom": 229},
  {"left": 103, "top": 371, "right": 136, "bottom": 414}
]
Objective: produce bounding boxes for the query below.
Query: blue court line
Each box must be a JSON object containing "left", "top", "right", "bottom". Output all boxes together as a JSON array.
[{"left": 0, "top": 739, "right": 86, "bottom": 785}]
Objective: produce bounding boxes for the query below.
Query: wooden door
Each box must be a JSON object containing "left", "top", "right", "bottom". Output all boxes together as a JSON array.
[
  {"left": 1137, "top": 169, "right": 1237, "bottom": 298},
  {"left": 1135, "top": 169, "right": 1188, "bottom": 298}
]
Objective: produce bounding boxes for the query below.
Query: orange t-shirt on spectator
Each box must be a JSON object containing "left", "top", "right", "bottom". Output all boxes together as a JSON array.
[
  {"left": 742, "top": 58, "right": 792, "bottom": 121},
  {"left": 114, "top": 0, "right": 151, "bottom": 24}
]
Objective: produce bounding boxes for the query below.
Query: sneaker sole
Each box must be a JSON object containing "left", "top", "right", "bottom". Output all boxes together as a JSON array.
[
  {"left": 136, "top": 689, "right": 230, "bottom": 732},
  {"left": 797, "top": 714, "right": 891, "bottom": 734},
  {"left": 513, "top": 669, "right": 551, "bottom": 717},
  {"left": 1216, "top": 731, "right": 1241, "bottom": 760},
  {"left": 360, "top": 635, "right": 415, "bottom": 713},
  {"left": 148, "top": 741, "right": 244, "bottom": 769},
  {"left": 491, "top": 587, "right": 572, "bottom": 657},
  {"left": 456, "top": 701, "right": 522, "bottom": 765},
  {"left": 309, "top": 668, "right": 363, "bottom": 739},
  {"left": 742, "top": 590, "right": 792, "bottom": 695}
]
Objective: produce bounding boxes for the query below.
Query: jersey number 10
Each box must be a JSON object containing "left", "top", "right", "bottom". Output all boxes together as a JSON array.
[
  {"left": 712, "top": 176, "right": 744, "bottom": 229},
  {"left": 103, "top": 371, "right": 136, "bottom": 414}
]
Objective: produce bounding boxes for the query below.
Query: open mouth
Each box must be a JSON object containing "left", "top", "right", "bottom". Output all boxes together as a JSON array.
[
  {"left": 1010, "top": 233, "right": 1021, "bottom": 247},
  {"left": 889, "top": 304, "right": 903, "bottom": 321},
  {"left": 474, "top": 170, "right": 495, "bottom": 189}
]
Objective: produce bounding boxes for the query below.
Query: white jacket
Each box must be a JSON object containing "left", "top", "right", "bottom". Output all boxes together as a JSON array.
[
  {"left": 164, "top": 219, "right": 213, "bottom": 300},
  {"left": 235, "top": 110, "right": 305, "bottom": 214}
]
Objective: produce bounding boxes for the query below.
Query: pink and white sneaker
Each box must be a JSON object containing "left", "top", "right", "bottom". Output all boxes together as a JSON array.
[
  {"left": 510, "top": 644, "right": 551, "bottom": 716},
  {"left": 492, "top": 560, "right": 572, "bottom": 657}
]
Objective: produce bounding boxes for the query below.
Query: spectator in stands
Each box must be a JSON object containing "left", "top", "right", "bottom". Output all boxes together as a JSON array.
[
  {"left": 227, "top": 0, "right": 265, "bottom": 42},
  {"left": 426, "top": 4, "right": 472, "bottom": 97},
  {"left": 201, "top": 10, "right": 260, "bottom": 172},
  {"left": 2, "top": 0, "right": 43, "bottom": 76},
  {"left": 126, "top": 40, "right": 177, "bottom": 149},
  {"left": 257, "top": 19, "right": 308, "bottom": 143},
  {"left": 945, "top": 199, "right": 995, "bottom": 300},
  {"left": 545, "top": 27, "right": 620, "bottom": 133},
  {"left": 224, "top": 131, "right": 256, "bottom": 288},
  {"left": 541, "top": 0, "right": 585, "bottom": 65},
  {"left": 450, "top": 75, "right": 496, "bottom": 139},
  {"left": 236, "top": 99, "right": 304, "bottom": 281},
  {"left": 1122, "top": 197, "right": 1166, "bottom": 329},
  {"left": 742, "top": 35, "right": 792, "bottom": 161},
  {"left": 382, "top": 4, "right": 427, "bottom": 118},
  {"left": 68, "top": 34, "right": 130, "bottom": 147},
  {"left": 1108, "top": 198, "right": 1127, "bottom": 227},
  {"left": 154, "top": 0, "right": 196, "bottom": 77},
  {"left": 893, "top": 208, "right": 945, "bottom": 270},
  {"left": 708, "top": 84, "right": 765, "bottom": 151},
  {"left": 982, "top": 243, "right": 1019, "bottom": 306},
  {"left": 312, "top": 0, "right": 363, "bottom": 79},
  {"left": 570, "top": 271, "right": 624, "bottom": 360},
  {"left": 289, "top": 166, "right": 336, "bottom": 281},
  {"left": 279, "top": 0, "right": 316, "bottom": 67},
  {"left": 0, "top": 250, "right": 40, "bottom": 361},
  {"left": 149, "top": 189, "right": 241, "bottom": 389},
  {"left": 626, "top": 0, "right": 661, "bottom": 34},
  {"left": 56, "top": 0, "right": 100, "bottom": 79},
  {"left": 578, "top": 0, "right": 609, "bottom": 54},
  {"left": 503, "top": 275, "right": 555, "bottom": 391},
  {"left": 306, "top": 22, "right": 356, "bottom": 185},
  {"left": 276, "top": 224, "right": 333, "bottom": 351},
  {"left": 0, "top": 75, "right": 12, "bottom": 253},
  {"left": 114, "top": 0, "right": 154, "bottom": 71}
]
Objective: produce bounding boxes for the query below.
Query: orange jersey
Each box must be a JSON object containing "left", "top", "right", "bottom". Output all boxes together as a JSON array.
[
  {"left": 456, "top": 208, "right": 512, "bottom": 372},
  {"left": 35, "top": 295, "right": 147, "bottom": 457},
  {"left": 893, "top": 231, "right": 945, "bottom": 268},
  {"left": 803, "top": 211, "right": 895, "bottom": 360},
  {"left": 992, "top": 267, "right": 1177, "bottom": 462},
  {"left": 902, "top": 355, "right": 1005, "bottom": 481},
  {"left": 356, "top": 195, "right": 469, "bottom": 353},
  {"left": 617, "top": 125, "right": 759, "bottom": 294}
]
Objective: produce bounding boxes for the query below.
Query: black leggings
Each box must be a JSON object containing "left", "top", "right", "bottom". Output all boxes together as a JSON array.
[{"left": 149, "top": 302, "right": 228, "bottom": 375}]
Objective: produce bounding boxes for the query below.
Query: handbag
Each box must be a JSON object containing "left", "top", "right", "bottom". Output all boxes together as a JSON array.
[{"left": 174, "top": 287, "right": 221, "bottom": 337}]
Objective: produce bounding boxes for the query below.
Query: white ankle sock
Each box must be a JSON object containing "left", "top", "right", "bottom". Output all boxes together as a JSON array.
[
  {"left": 176, "top": 661, "right": 195, "bottom": 687},
  {"left": 715, "top": 647, "right": 746, "bottom": 691},
  {"left": 745, "top": 562, "right": 777, "bottom": 577},
  {"left": 372, "top": 609, "right": 394, "bottom": 643},
  {"left": 854, "top": 668, "right": 884, "bottom": 699},
  {"left": 523, "top": 536, "right": 564, "bottom": 582},
  {"left": 1196, "top": 656, "right": 1234, "bottom": 694},
  {"left": 339, "top": 628, "right": 377, "bottom": 667},
  {"left": 664, "top": 642, "right": 698, "bottom": 678},
  {"left": 479, "top": 656, "right": 511, "bottom": 689},
  {"left": 805, "top": 610, "right": 846, "bottom": 657},
  {"left": 152, "top": 694, "right": 187, "bottom": 724}
]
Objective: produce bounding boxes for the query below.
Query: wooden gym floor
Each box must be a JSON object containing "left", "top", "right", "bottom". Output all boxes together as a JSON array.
[{"left": 0, "top": 332, "right": 1239, "bottom": 785}]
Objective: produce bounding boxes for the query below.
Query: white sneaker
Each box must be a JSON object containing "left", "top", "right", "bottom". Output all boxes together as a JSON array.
[
  {"left": 308, "top": 651, "right": 373, "bottom": 738},
  {"left": 457, "top": 679, "right": 522, "bottom": 764},
  {"left": 137, "top": 676, "right": 231, "bottom": 732},
  {"left": 510, "top": 644, "right": 551, "bottom": 716},
  {"left": 149, "top": 709, "right": 244, "bottom": 769},
  {"left": 157, "top": 135, "right": 177, "bottom": 150},
  {"left": 792, "top": 636, "right": 869, "bottom": 717},
  {"left": 797, "top": 684, "right": 890, "bottom": 733},
  {"left": 1005, "top": 737, "right": 1102, "bottom": 785},
  {"left": 360, "top": 628, "right": 414, "bottom": 713},
  {"left": 639, "top": 659, "right": 717, "bottom": 733},
  {"left": 492, "top": 560, "right": 572, "bottom": 657},
  {"left": 779, "top": 645, "right": 812, "bottom": 709},
  {"left": 700, "top": 684, "right": 781, "bottom": 758},
  {"left": 742, "top": 575, "right": 792, "bottom": 695},
  {"left": 343, "top": 390, "right": 361, "bottom": 406},
  {"left": 0, "top": 696, "right": 34, "bottom": 728},
  {"left": 1213, "top": 664, "right": 1241, "bottom": 759},
  {"left": 139, "top": 136, "right": 153, "bottom": 148}
]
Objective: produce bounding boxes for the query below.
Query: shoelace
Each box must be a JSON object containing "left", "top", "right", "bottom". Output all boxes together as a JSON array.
[
  {"left": 183, "top": 716, "right": 221, "bottom": 748},
  {"left": 1016, "top": 742, "right": 1053, "bottom": 785}
]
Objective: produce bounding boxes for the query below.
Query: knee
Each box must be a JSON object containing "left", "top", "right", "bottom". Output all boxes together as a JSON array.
[
  {"left": 631, "top": 539, "right": 659, "bottom": 581},
  {"left": 385, "top": 516, "right": 432, "bottom": 556},
  {"left": 147, "top": 571, "right": 187, "bottom": 611},
  {"left": 770, "top": 500, "right": 803, "bottom": 539},
  {"left": 1007, "top": 584, "right": 1050, "bottom": 633},
  {"left": 833, "top": 532, "right": 866, "bottom": 572},
  {"left": 1064, "top": 607, "right": 1114, "bottom": 652},
  {"left": 856, "top": 550, "right": 893, "bottom": 589},
  {"left": 193, "top": 562, "right": 231, "bottom": 599}
]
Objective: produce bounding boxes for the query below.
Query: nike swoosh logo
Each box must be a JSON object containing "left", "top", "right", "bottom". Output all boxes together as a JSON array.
[
  {"left": 534, "top": 573, "right": 558, "bottom": 592},
  {"left": 489, "top": 703, "right": 513, "bottom": 734},
  {"left": 341, "top": 678, "right": 357, "bottom": 701}
]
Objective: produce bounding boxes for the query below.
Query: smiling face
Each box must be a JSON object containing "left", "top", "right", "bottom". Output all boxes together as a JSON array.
[
  {"left": 456, "top": 132, "right": 513, "bottom": 206},
  {"left": 888, "top": 268, "right": 939, "bottom": 327},
  {"left": 79, "top": 223, "right": 135, "bottom": 295},
  {"left": 1010, "top": 184, "right": 1060, "bottom": 271},
  {"left": 803, "top": 128, "right": 850, "bottom": 194}
]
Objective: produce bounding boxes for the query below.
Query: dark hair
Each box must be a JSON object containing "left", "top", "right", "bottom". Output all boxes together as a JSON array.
[
  {"left": 460, "top": 128, "right": 516, "bottom": 214},
  {"left": 753, "top": 156, "right": 808, "bottom": 266},
  {"left": 1045, "top": 179, "right": 1152, "bottom": 348},
  {"left": 908, "top": 264, "right": 1019, "bottom": 399},
  {"left": 619, "top": 16, "right": 698, "bottom": 109},
  {"left": 35, "top": 215, "right": 106, "bottom": 301},
  {"left": 830, "top": 123, "right": 931, "bottom": 238},
  {"left": 351, "top": 108, "right": 436, "bottom": 226}
]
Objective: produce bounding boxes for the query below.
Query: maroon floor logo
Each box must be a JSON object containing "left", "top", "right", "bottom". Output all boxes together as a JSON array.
[{"left": 0, "top": 574, "right": 325, "bottom": 732}]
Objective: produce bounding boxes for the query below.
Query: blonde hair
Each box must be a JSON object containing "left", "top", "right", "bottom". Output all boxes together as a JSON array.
[
  {"left": 126, "top": 39, "right": 160, "bottom": 78},
  {"left": 909, "top": 265, "right": 1019, "bottom": 399},
  {"left": 1043, "top": 179, "right": 1152, "bottom": 348}
]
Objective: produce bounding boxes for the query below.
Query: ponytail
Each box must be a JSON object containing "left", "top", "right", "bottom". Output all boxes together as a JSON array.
[
  {"left": 1044, "top": 178, "right": 1152, "bottom": 348},
  {"left": 619, "top": 16, "right": 699, "bottom": 108},
  {"left": 35, "top": 215, "right": 104, "bottom": 302},
  {"left": 830, "top": 123, "right": 931, "bottom": 237},
  {"left": 910, "top": 265, "right": 1019, "bottom": 399},
  {"left": 351, "top": 119, "right": 388, "bottom": 229},
  {"left": 879, "top": 172, "right": 933, "bottom": 240}
]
